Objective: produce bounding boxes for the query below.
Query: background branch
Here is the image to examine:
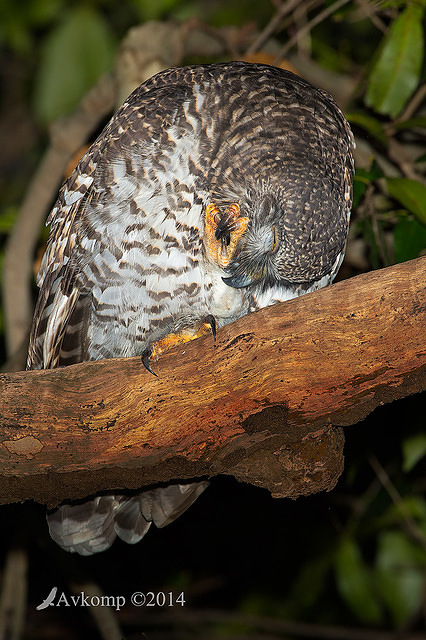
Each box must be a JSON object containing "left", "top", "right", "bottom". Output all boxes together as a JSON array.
[{"left": 2, "top": 73, "right": 115, "bottom": 364}]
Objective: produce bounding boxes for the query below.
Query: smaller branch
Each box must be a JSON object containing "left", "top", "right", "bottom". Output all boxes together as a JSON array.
[
  {"left": 353, "top": 0, "right": 387, "bottom": 32},
  {"left": 245, "top": 0, "right": 306, "bottom": 55},
  {"left": 183, "top": 20, "right": 255, "bottom": 61},
  {"left": 369, "top": 456, "right": 426, "bottom": 553},
  {"left": 128, "top": 608, "right": 426, "bottom": 640},
  {"left": 0, "top": 546, "right": 27, "bottom": 640},
  {"left": 293, "top": 0, "right": 315, "bottom": 58},
  {"left": 275, "top": 0, "right": 352, "bottom": 61},
  {"left": 386, "top": 138, "right": 426, "bottom": 184},
  {"left": 396, "top": 83, "right": 426, "bottom": 123},
  {"left": 69, "top": 581, "right": 123, "bottom": 640}
]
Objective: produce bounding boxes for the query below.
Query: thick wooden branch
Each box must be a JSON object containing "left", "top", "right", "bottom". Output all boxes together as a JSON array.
[{"left": 0, "top": 258, "right": 424, "bottom": 508}]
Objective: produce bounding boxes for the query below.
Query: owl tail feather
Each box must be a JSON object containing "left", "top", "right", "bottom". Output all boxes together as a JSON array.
[{"left": 47, "top": 481, "right": 209, "bottom": 555}]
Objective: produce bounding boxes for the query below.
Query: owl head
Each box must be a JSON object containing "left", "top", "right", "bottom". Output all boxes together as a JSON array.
[{"left": 206, "top": 178, "right": 350, "bottom": 294}]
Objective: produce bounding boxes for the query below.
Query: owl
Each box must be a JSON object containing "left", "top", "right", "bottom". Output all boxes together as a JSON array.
[{"left": 27, "top": 62, "right": 354, "bottom": 555}]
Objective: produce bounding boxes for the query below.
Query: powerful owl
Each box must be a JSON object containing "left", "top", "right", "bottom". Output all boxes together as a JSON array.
[{"left": 27, "top": 62, "right": 354, "bottom": 555}]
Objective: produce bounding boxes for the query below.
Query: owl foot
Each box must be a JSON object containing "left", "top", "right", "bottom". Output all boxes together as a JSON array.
[
  {"left": 204, "top": 202, "right": 249, "bottom": 268},
  {"left": 141, "top": 315, "right": 217, "bottom": 375}
]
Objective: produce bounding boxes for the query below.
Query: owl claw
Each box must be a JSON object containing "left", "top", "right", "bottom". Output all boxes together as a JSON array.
[
  {"left": 141, "top": 348, "right": 158, "bottom": 377},
  {"left": 204, "top": 314, "right": 217, "bottom": 341},
  {"left": 142, "top": 316, "right": 216, "bottom": 375}
]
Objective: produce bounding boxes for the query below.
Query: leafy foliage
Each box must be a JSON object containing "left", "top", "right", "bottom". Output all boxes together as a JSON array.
[
  {"left": 376, "top": 529, "right": 426, "bottom": 627},
  {"left": 334, "top": 536, "right": 383, "bottom": 624},
  {"left": 34, "top": 6, "right": 116, "bottom": 123},
  {"left": 386, "top": 178, "right": 426, "bottom": 225},
  {"left": 365, "top": 3, "right": 425, "bottom": 117}
]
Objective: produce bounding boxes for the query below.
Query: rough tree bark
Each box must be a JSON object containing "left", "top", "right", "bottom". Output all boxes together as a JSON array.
[{"left": 0, "top": 257, "right": 424, "bottom": 508}]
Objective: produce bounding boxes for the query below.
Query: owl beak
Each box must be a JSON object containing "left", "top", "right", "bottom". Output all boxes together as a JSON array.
[
  {"left": 222, "top": 269, "right": 258, "bottom": 288},
  {"left": 222, "top": 225, "right": 278, "bottom": 289}
]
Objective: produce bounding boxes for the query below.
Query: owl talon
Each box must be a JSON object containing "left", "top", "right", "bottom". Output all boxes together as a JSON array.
[
  {"left": 204, "top": 314, "right": 217, "bottom": 341},
  {"left": 141, "top": 348, "right": 158, "bottom": 377}
]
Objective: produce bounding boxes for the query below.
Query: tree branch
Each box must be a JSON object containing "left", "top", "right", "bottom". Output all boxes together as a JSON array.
[{"left": 0, "top": 258, "right": 424, "bottom": 508}]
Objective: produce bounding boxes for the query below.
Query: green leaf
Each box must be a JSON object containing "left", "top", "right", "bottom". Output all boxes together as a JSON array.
[
  {"left": 34, "top": 6, "right": 115, "bottom": 123},
  {"left": 387, "top": 178, "right": 426, "bottom": 225},
  {"left": 352, "top": 161, "right": 384, "bottom": 207},
  {"left": 394, "top": 116, "right": 426, "bottom": 130},
  {"left": 365, "top": 5, "right": 424, "bottom": 117},
  {"left": 375, "top": 530, "right": 426, "bottom": 628},
  {"left": 285, "top": 552, "right": 333, "bottom": 617},
  {"left": 334, "top": 536, "right": 383, "bottom": 624},
  {"left": 403, "top": 434, "right": 426, "bottom": 472},
  {"left": 394, "top": 217, "right": 426, "bottom": 262},
  {"left": 346, "top": 112, "right": 388, "bottom": 147},
  {"left": 374, "top": 495, "right": 426, "bottom": 533},
  {"left": 0, "top": 206, "right": 18, "bottom": 233},
  {"left": 355, "top": 161, "right": 384, "bottom": 184},
  {"left": 352, "top": 179, "right": 367, "bottom": 209},
  {"left": 131, "top": 0, "right": 185, "bottom": 20}
]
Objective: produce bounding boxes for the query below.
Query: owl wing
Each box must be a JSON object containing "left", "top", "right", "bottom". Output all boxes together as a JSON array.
[
  {"left": 26, "top": 196, "right": 92, "bottom": 370},
  {"left": 27, "top": 79, "right": 197, "bottom": 370}
]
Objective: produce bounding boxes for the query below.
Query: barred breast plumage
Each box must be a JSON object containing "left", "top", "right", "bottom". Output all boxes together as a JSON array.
[{"left": 27, "top": 62, "right": 354, "bottom": 555}]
